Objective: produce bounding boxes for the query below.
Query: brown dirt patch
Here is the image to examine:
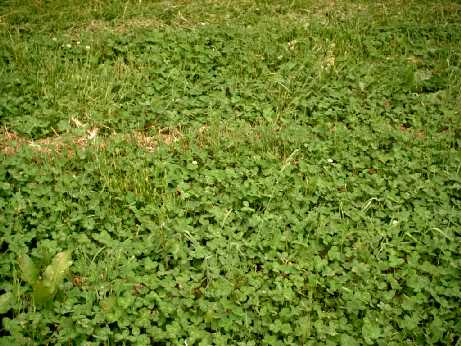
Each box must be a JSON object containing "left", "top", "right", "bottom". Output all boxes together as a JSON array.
[{"left": 1, "top": 126, "right": 183, "bottom": 158}]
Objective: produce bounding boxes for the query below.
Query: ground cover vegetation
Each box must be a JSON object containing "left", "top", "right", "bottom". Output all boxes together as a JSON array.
[{"left": 0, "top": 0, "right": 460, "bottom": 344}]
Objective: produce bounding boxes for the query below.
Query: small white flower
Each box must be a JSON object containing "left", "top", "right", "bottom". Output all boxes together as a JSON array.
[
  {"left": 327, "top": 158, "right": 334, "bottom": 163},
  {"left": 76, "top": 41, "right": 80, "bottom": 45},
  {"left": 66, "top": 44, "right": 71, "bottom": 48},
  {"left": 192, "top": 160, "right": 198, "bottom": 165},
  {"left": 52, "top": 37, "right": 57, "bottom": 42},
  {"left": 87, "top": 128, "right": 98, "bottom": 140},
  {"left": 85, "top": 45, "right": 90, "bottom": 50},
  {"left": 288, "top": 40, "right": 297, "bottom": 51}
]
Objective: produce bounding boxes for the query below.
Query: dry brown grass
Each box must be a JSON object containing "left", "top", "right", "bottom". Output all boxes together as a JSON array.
[
  {"left": 130, "top": 131, "right": 157, "bottom": 152},
  {"left": 113, "top": 17, "right": 165, "bottom": 33},
  {"left": 0, "top": 129, "right": 26, "bottom": 156},
  {"left": 0, "top": 127, "right": 95, "bottom": 157},
  {"left": 83, "top": 17, "right": 165, "bottom": 34},
  {"left": 1, "top": 125, "right": 183, "bottom": 158}
]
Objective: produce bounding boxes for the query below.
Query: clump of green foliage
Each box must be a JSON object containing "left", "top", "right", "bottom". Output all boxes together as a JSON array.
[{"left": 0, "top": 0, "right": 460, "bottom": 344}]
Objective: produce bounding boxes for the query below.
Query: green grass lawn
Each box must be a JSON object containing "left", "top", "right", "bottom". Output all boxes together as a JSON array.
[{"left": 1, "top": 0, "right": 460, "bottom": 344}]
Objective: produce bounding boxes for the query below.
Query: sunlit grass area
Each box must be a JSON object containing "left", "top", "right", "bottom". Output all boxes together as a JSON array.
[{"left": 1, "top": 0, "right": 460, "bottom": 344}]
